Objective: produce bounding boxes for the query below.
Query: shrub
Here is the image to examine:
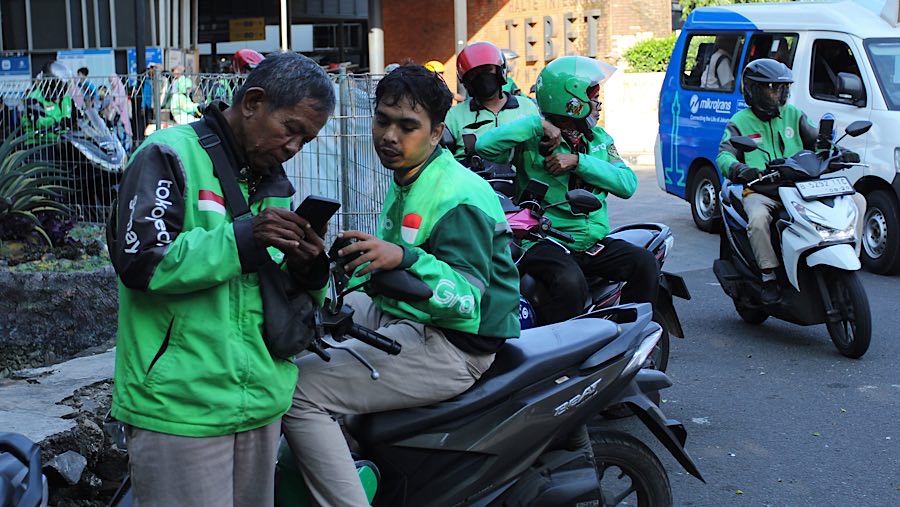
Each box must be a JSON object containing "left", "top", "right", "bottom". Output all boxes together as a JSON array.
[{"left": 622, "top": 34, "right": 678, "bottom": 73}]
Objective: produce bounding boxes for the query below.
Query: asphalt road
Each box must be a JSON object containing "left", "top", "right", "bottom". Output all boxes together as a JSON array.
[{"left": 606, "top": 167, "right": 899, "bottom": 506}]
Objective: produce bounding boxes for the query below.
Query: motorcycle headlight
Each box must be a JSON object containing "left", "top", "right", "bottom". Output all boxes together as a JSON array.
[{"left": 792, "top": 202, "right": 856, "bottom": 242}]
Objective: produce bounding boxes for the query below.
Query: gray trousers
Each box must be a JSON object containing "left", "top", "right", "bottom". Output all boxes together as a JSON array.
[
  {"left": 282, "top": 292, "right": 495, "bottom": 507},
  {"left": 127, "top": 420, "right": 281, "bottom": 507},
  {"left": 744, "top": 192, "right": 866, "bottom": 270}
]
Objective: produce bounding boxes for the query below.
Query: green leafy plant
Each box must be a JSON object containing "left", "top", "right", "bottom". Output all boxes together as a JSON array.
[
  {"left": 622, "top": 33, "right": 679, "bottom": 73},
  {"left": 679, "top": 0, "right": 793, "bottom": 20},
  {"left": 0, "top": 126, "right": 71, "bottom": 246}
]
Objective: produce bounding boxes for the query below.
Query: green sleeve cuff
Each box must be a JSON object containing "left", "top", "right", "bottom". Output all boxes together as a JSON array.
[{"left": 398, "top": 246, "right": 419, "bottom": 269}]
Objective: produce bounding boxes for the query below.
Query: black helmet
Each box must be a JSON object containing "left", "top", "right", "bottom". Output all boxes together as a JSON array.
[{"left": 741, "top": 58, "right": 793, "bottom": 120}]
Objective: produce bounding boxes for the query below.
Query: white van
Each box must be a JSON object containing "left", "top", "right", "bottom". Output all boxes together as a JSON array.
[{"left": 656, "top": 0, "right": 900, "bottom": 274}]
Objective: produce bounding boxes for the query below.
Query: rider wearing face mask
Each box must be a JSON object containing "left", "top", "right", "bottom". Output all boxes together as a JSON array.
[
  {"left": 476, "top": 56, "right": 658, "bottom": 325},
  {"left": 443, "top": 41, "right": 541, "bottom": 168}
]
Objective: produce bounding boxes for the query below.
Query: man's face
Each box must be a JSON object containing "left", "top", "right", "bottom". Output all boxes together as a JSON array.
[
  {"left": 373, "top": 96, "right": 441, "bottom": 172},
  {"left": 242, "top": 95, "right": 330, "bottom": 172}
]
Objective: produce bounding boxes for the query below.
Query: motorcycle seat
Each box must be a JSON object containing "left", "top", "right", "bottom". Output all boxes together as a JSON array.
[
  {"left": 351, "top": 319, "right": 620, "bottom": 444},
  {"left": 605, "top": 228, "right": 655, "bottom": 249}
]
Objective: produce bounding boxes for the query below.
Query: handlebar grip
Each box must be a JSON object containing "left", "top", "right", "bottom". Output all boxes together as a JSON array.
[
  {"left": 548, "top": 227, "right": 574, "bottom": 243},
  {"left": 349, "top": 324, "right": 402, "bottom": 355}
]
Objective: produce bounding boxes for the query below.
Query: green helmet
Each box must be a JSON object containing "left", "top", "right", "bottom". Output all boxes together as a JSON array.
[{"left": 536, "top": 56, "right": 612, "bottom": 120}]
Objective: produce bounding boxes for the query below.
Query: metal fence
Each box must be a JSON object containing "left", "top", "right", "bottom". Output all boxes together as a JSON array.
[{"left": 2, "top": 70, "right": 388, "bottom": 233}]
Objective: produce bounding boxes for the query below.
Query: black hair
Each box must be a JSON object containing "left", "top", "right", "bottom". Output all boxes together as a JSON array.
[
  {"left": 77, "top": 67, "right": 89, "bottom": 76},
  {"left": 375, "top": 64, "right": 453, "bottom": 129},
  {"left": 232, "top": 51, "right": 336, "bottom": 115}
]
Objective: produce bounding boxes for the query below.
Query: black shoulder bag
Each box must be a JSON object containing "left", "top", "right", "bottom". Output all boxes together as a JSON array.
[{"left": 190, "top": 120, "right": 316, "bottom": 359}]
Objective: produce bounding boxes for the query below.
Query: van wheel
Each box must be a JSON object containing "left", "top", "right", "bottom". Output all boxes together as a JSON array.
[
  {"left": 689, "top": 165, "right": 722, "bottom": 233},
  {"left": 860, "top": 190, "right": 900, "bottom": 275}
]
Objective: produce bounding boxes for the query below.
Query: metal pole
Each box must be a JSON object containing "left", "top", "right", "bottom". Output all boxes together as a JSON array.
[
  {"left": 454, "top": 0, "right": 467, "bottom": 55},
  {"left": 135, "top": 0, "right": 147, "bottom": 73},
  {"left": 280, "top": 0, "right": 289, "bottom": 51},
  {"left": 367, "top": 0, "right": 383, "bottom": 73},
  {"left": 339, "top": 68, "right": 352, "bottom": 231}
]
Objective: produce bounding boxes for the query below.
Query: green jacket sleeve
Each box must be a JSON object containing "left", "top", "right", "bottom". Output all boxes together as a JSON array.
[
  {"left": 394, "top": 204, "right": 495, "bottom": 323},
  {"left": 475, "top": 114, "right": 543, "bottom": 162},
  {"left": 574, "top": 137, "right": 637, "bottom": 199},
  {"left": 716, "top": 121, "right": 745, "bottom": 177}
]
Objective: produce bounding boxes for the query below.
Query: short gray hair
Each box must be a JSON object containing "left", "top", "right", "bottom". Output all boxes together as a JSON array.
[{"left": 233, "top": 52, "right": 336, "bottom": 115}]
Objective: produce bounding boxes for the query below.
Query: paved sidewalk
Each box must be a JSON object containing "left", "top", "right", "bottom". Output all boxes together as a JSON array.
[{"left": 0, "top": 349, "right": 115, "bottom": 442}]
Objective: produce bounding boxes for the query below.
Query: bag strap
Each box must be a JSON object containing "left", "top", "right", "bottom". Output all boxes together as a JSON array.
[{"left": 190, "top": 119, "right": 251, "bottom": 220}]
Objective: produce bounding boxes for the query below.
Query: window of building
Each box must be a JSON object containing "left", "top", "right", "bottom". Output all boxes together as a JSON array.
[
  {"left": 681, "top": 33, "right": 744, "bottom": 93},
  {"left": 810, "top": 39, "right": 866, "bottom": 105}
]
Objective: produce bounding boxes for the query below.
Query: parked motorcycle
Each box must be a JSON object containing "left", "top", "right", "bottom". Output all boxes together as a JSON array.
[
  {"left": 505, "top": 179, "right": 691, "bottom": 372},
  {"left": 714, "top": 119, "right": 873, "bottom": 358},
  {"left": 272, "top": 238, "right": 703, "bottom": 506}
]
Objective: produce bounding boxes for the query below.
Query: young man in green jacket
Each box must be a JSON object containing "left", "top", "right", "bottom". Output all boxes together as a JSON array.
[
  {"left": 443, "top": 41, "right": 541, "bottom": 169},
  {"left": 476, "top": 55, "right": 659, "bottom": 325},
  {"left": 107, "top": 52, "right": 335, "bottom": 507},
  {"left": 282, "top": 64, "right": 521, "bottom": 506}
]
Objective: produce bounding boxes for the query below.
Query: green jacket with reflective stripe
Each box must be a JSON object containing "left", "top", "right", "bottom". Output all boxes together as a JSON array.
[
  {"left": 444, "top": 93, "right": 540, "bottom": 163},
  {"left": 717, "top": 104, "right": 817, "bottom": 177}
]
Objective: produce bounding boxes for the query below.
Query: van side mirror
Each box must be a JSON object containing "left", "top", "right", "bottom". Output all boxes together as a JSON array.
[
  {"left": 565, "top": 189, "right": 603, "bottom": 214},
  {"left": 845, "top": 120, "right": 872, "bottom": 138},
  {"left": 836, "top": 72, "right": 865, "bottom": 107},
  {"left": 730, "top": 136, "right": 759, "bottom": 153}
]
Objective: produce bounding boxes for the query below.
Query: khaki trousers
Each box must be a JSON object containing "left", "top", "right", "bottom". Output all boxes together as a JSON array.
[{"left": 282, "top": 292, "right": 495, "bottom": 507}]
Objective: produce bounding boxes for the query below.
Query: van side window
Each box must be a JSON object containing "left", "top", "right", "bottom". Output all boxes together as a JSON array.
[
  {"left": 747, "top": 33, "right": 798, "bottom": 68},
  {"left": 681, "top": 33, "right": 744, "bottom": 92},
  {"left": 811, "top": 39, "right": 867, "bottom": 105}
]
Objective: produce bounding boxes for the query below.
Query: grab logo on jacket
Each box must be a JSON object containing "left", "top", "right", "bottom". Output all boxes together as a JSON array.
[{"left": 401, "top": 213, "right": 422, "bottom": 244}]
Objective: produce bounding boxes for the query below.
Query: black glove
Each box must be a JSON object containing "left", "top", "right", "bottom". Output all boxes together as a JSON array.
[
  {"left": 730, "top": 163, "right": 760, "bottom": 184},
  {"left": 839, "top": 147, "right": 861, "bottom": 164}
]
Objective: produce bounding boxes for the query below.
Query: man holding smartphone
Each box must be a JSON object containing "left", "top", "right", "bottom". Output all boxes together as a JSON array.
[
  {"left": 107, "top": 52, "right": 335, "bottom": 507},
  {"left": 282, "top": 64, "right": 521, "bottom": 506}
]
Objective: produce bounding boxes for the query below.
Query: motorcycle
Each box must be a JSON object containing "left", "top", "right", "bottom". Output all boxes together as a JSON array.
[
  {"left": 271, "top": 237, "right": 703, "bottom": 506},
  {"left": 505, "top": 179, "right": 691, "bottom": 372},
  {"left": 0, "top": 432, "right": 49, "bottom": 507},
  {"left": 714, "top": 118, "right": 873, "bottom": 358}
]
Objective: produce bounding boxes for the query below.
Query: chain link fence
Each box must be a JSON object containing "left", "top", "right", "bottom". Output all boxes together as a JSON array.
[{"left": 2, "top": 70, "right": 387, "bottom": 233}]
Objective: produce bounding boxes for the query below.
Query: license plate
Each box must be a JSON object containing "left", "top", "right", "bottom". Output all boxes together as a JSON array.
[{"left": 795, "top": 177, "right": 854, "bottom": 199}]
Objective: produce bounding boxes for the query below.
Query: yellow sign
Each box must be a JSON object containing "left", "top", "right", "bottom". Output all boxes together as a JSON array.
[{"left": 229, "top": 17, "right": 265, "bottom": 42}]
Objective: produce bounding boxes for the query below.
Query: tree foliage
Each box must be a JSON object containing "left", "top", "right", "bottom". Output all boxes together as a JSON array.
[
  {"left": 622, "top": 33, "right": 679, "bottom": 73},
  {"left": 679, "top": 0, "right": 792, "bottom": 19}
]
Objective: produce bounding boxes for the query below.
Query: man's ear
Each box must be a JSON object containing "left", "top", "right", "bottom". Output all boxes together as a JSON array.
[
  {"left": 431, "top": 122, "right": 446, "bottom": 147},
  {"left": 240, "top": 87, "right": 267, "bottom": 118}
]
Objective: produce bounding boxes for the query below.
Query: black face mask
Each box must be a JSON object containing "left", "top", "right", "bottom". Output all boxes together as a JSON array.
[{"left": 467, "top": 73, "right": 500, "bottom": 100}]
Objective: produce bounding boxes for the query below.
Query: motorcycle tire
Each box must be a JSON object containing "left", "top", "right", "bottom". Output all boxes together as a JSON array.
[
  {"left": 591, "top": 431, "right": 672, "bottom": 507},
  {"left": 734, "top": 302, "right": 767, "bottom": 325},
  {"left": 824, "top": 270, "right": 871, "bottom": 359}
]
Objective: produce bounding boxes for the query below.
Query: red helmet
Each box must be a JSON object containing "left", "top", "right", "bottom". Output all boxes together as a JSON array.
[
  {"left": 233, "top": 49, "right": 265, "bottom": 74},
  {"left": 456, "top": 42, "right": 507, "bottom": 83}
]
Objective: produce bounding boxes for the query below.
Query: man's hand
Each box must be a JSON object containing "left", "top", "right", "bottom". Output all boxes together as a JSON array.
[
  {"left": 252, "top": 207, "right": 325, "bottom": 264},
  {"left": 730, "top": 163, "right": 761, "bottom": 184},
  {"left": 539, "top": 119, "right": 561, "bottom": 155},
  {"left": 544, "top": 153, "right": 579, "bottom": 175},
  {"left": 336, "top": 230, "right": 404, "bottom": 276}
]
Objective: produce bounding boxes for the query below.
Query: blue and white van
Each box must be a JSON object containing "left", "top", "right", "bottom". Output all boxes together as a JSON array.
[{"left": 656, "top": 0, "right": 900, "bottom": 274}]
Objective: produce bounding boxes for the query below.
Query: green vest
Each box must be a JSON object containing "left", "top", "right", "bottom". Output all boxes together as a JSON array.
[
  {"left": 24, "top": 89, "right": 73, "bottom": 145},
  {"left": 717, "top": 104, "right": 811, "bottom": 176},
  {"left": 444, "top": 93, "right": 539, "bottom": 162}
]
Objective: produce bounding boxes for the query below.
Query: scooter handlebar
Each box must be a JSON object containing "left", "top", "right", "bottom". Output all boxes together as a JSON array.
[
  {"left": 348, "top": 324, "right": 402, "bottom": 355},
  {"left": 548, "top": 227, "right": 574, "bottom": 243}
]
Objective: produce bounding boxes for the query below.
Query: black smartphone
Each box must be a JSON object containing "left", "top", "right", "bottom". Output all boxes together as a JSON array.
[{"left": 294, "top": 195, "right": 341, "bottom": 232}]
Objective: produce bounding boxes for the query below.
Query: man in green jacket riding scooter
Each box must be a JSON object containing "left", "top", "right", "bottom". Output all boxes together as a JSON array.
[{"left": 477, "top": 55, "right": 659, "bottom": 325}]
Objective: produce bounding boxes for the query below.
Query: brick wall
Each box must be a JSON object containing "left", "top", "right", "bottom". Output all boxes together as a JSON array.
[{"left": 383, "top": 0, "right": 672, "bottom": 95}]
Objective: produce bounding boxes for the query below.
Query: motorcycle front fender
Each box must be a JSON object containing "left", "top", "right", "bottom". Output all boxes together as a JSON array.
[
  {"left": 805, "top": 244, "right": 860, "bottom": 271},
  {"left": 618, "top": 371, "right": 705, "bottom": 482}
]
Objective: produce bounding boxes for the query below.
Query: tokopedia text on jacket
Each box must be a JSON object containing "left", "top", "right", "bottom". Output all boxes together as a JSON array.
[
  {"left": 475, "top": 114, "right": 638, "bottom": 252},
  {"left": 362, "top": 146, "right": 520, "bottom": 347},
  {"left": 107, "top": 107, "right": 320, "bottom": 437}
]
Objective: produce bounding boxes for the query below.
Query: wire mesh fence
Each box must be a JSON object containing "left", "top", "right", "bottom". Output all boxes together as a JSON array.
[{"left": 1, "top": 70, "right": 387, "bottom": 234}]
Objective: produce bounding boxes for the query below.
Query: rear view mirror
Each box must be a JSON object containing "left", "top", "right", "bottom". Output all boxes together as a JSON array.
[
  {"left": 836, "top": 72, "right": 865, "bottom": 107},
  {"left": 565, "top": 189, "right": 603, "bottom": 215},
  {"left": 730, "top": 136, "right": 759, "bottom": 153},
  {"left": 369, "top": 270, "right": 433, "bottom": 303},
  {"left": 845, "top": 120, "right": 872, "bottom": 138}
]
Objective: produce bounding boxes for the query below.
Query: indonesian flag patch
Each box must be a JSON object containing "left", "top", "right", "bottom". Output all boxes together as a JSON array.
[
  {"left": 401, "top": 213, "right": 422, "bottom": 244},
  {"left": 748, "top": 133, "right": 763, "bottom": 142},
  {"left": 198, "top": 190, "right": 226, "bottom": 215}
]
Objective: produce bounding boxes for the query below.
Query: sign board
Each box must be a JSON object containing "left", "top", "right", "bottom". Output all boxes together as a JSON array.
[
  {"left": 229, "top": 17, "right": 266, "bottom": 42},
  {"left": 127, "top": 47, "right": 164, "bottom": 75},
  {"left": 0, "top": 55, "right": 31, "bottom": 80},
  {"left": 56, "top": 49, "right": 116, "bottom": 78}
]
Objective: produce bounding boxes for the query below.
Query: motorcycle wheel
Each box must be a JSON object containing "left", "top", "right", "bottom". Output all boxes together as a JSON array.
[
  {"left": 591, "top": 431, "right": 672, "bottom": 507},
  {"left": 824, "top": 270, "right": 871, "bottom": 359},
  {"left": 734, "top": 302, "right": 767, "bottom": 325}
]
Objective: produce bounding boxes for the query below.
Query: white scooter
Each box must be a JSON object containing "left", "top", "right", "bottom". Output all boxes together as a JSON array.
[{"left": 713, "top": 119, "right": 873, "bottom": 358}]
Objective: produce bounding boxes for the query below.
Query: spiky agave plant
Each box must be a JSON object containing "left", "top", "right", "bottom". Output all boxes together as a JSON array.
[{"left": 0, "top": 125, "right": 71, "bottom": 246}]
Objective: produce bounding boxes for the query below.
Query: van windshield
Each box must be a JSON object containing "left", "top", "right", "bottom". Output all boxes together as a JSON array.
[{"left": 866, "top": 38, "right": 900, "bottom": 111}]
